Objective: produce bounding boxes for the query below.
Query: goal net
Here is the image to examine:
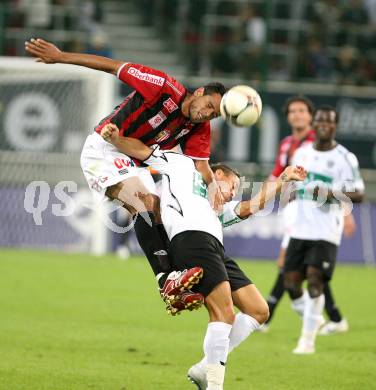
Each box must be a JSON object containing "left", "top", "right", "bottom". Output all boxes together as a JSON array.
[{"left": 0, "top": 57, "right": 116, "bottom": 254}]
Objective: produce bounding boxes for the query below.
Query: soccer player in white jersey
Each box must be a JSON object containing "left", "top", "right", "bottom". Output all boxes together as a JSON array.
[
  {"left": 284, "top": 106, "right": 365, "bottom": 354},
  {"left": 101, "top": 127, "right": 306, "bottom": 390},
  {"left": 264, "top": 96, "right": 354, "bottom": 335}
]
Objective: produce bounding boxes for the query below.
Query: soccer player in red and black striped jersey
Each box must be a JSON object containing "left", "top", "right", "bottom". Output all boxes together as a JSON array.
[{"left": 25, "top": 38, "right": 227, "bottom": 311}]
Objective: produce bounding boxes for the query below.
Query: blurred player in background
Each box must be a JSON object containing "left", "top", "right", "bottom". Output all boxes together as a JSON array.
[
  {"left": 25, "top": 38, "right": 227, "bottom": 311},
  {"left": 264, "top": 96, "right": 354, "bottom": 334},
  {"left": 285, "top": 106, "right": 364, "bottom": 354},
  {"left": 103, "top": 133, "right": 305, "bottom": 390}
]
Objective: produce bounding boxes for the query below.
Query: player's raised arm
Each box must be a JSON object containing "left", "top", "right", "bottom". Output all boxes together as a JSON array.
[
  {"left": 25, "top": 38, "right": 123, "bottom": 75},
  {"left": 236, "top": 166, "right": 307, "bottom": 219}
]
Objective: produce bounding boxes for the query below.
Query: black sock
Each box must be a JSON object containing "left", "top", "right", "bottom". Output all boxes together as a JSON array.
[
  {"left": 324, "top": 282, "right": 342, "bottom": 323},
  {"left": 266, "top": 270, "right": 285, "bottom": 324},
  {"left": 156, "top": 223, "right": 170, "bottom": 251},
  {"left": 133, "top": 211, "right": 172, "bottom": 288}
]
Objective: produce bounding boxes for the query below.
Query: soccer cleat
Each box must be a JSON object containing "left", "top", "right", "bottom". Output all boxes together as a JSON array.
[
  {"left": 292, "top": 338, "right": 315, "bottom": 354},
  {"left": 187, "top": 363, "right": 207, "bottom": 390},
  {"left": 318, "top": 318, "right": 349, "bottom": 336},
  {"left": 159, "top": 267, "right": 203, "bottom": 305},
  {"left": 167, "top": 291, "right": 204, "bottom": 316}
]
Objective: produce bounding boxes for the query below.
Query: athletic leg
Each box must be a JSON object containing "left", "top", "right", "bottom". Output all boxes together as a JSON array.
[
  {"left": 284, "top": 270, "right": 306, "bottom": 317},
  {"left": 106, "top": 178, "right": 171, "bottom": 282},
  {"left": 203, "top": 281, "right": 235, "bottom": 390},
  {"left": 323, "top": 281, "right": 342, "bottom": 322},
  {"left": 189, "top": 262, "right": 267, "bottom": 389},
  {"left": 318, "top": 281, "right": 349, "bottom": 335},
  {"left": 293, "top": 266, "right": 325, "bottom": 354},
  {"left": 266, "top": 268, "right": 285, "bottom": 324}
]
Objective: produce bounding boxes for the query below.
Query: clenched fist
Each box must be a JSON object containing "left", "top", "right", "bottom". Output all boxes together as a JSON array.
[
  {"left": 280, "top": 166, "right": 307, "bottom": 182},
  {"left": 100, "top": 123, "right": 120, "bottom": 145}
]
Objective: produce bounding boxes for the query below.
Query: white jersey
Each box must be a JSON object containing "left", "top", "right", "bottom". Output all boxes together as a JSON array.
[
  {"left": 145, "top": 151, "right": 224, "bottom": 243},
  {"left": 289, "top": 143, "right": 365, "bottom": 245}
]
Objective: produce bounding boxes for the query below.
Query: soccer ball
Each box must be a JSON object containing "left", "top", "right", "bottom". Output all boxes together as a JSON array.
[{"left": 220, "top": 85, "right": 262, "bottom": 127}]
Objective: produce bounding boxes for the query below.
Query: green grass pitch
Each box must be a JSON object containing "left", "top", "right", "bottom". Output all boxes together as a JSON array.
[{"left": 0, "top": 249, "right": 375, "bottom": 390}]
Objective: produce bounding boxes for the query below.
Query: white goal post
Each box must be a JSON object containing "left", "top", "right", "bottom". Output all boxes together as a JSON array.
[{"left": 0, "top": 57, "right": 117, "bottom": 255}]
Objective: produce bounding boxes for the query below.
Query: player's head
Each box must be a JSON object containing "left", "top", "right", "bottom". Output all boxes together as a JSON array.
[
  {"left": 186, "top": 82, "right": 227, "bottom": 123},
  {"left": 283, "top": 95, "right": 314, "bottom": 131},
  {"left": 211, "top": 163, "right": 240, "bottom": 202},
  {"left": 313, "top": 105, "right": 338, "bottom": 142}
]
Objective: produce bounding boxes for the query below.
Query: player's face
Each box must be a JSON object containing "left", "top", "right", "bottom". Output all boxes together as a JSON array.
[
  {"left": 214, "top": 171, "right": 240, "bottom": 202},
  {"left": 313, "top": 110, "right": 337, "bottom": 141},
  {"left": 287, "top": 102, "right": 312, "bottom": 130},
  {"left": 189, "top": 92, "right": 222, "bottom": 123}
]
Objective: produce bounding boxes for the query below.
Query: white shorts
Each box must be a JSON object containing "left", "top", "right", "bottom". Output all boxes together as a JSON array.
[{"left": 80, "top": 132, "right": 156, "bottom": 203}]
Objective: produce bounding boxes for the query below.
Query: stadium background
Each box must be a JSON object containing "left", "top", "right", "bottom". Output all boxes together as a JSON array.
[
  {"left": 0, "top": 0, "right": 375, "bottom": 264},
  {"left": 1, "top": 1, "right": 376, "bottom": 390}
]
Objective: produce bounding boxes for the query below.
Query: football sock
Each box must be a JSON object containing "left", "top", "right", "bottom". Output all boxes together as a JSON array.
[
  {"left": 301, "top": 293, "right": 325, "bottom": 342},
  {"left": 203, "top": 322, "right": 232, "bottom": 365},
  {"left": 228, "top": 313, "right": 260, "bottom": 352},
  {"left": 156, "top": 223, "right": 170, "bottom": 250},
  {"left": 133, "top": 211, "right": 171, "bottom": 288},
  {"left": 203, "top": 322, "right": 232, "bottom": 390},
  {"left": 266, "top": 270, "right": 285, "bottom": 324},
  {"left": 206, "top": 364, "right": 226, "bottom": 390},
  {"left": 291, "top": 290, "right": 308, "bottom": 318},
  {"left": 198, "top": 313, "right": 259, "bottom": 367},
  {"left": 323, "top": 282, "right": 342, "bottom": 323}
]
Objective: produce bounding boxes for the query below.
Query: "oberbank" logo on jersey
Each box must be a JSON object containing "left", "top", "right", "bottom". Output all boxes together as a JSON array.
[{"left": 128, "top": 67, "right": 165, "bottom": 86}]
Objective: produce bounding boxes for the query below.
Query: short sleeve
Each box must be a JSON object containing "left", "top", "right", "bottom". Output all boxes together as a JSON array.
[
  {"left": 117, "top": 63, "right": 167, "bottom": 101},
  {"left": 340, "top": 152, "right": 365, "bottom": 192},
  {"left": 182, "top": 122, "right": 211, "bottom": 160},
  {"left": 219, "top": 201, "right": 245, "bottom": 227}
]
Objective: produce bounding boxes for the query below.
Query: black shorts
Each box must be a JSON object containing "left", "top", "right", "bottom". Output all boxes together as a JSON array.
[
  {"left": 285, "top": 238, "right": 338, "bottom": 280},
  {"left": 169, "top": 231, "right": 252, "bottom": 297}
]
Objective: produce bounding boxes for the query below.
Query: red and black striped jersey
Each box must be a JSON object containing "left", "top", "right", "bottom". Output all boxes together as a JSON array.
[
  {"left": 270, "top": 129, "right": 315, "bottom": 179},
  {"left": 94, "top": 63, "right": 210, "bottom": 160}
]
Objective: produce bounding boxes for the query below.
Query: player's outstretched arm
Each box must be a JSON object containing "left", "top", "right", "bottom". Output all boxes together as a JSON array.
[
  {"left": 25, "top": 38, "right": 123, "bottom": 75},
  {"left": 236, "top": 166, "right": 306, "bottom": 219}
]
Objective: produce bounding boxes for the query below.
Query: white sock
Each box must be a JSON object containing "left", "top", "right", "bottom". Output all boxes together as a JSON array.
[
  {"left": 203, "top": 321, "right": 232, "bottom": 365},
  {"left": 206, "top": 364, "right": 225, "bottom": 390},
  {"left": 291, "top": 290, "right": 308, "bottom": 318},
  {"left": 301, "top": 293, "right": 325, "bottom": 343},
  {"left": 228, "top": 313, "right": 260, "bottom": 352},
  {"left": 198, "top": 313, "right": 259, "bottom": 367}
]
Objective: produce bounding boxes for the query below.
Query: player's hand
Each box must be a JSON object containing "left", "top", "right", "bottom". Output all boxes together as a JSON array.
[
  {"left": 101, "top": 123, "right": 120, "bottom": 144},
  {"left": 280, "top": 166, "right": 307, "bottom": 182},
  {"left": 25, "top": 38, "right": 63, "bottom": 63},
  {"left": 208, "top": 181, "right": 225, "bottom": 215}
]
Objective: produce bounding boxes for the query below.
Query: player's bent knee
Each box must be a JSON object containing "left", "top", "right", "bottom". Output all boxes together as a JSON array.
[
  {"left": 250, "top": 301, "right": 269, "bottom": 324},
  {"left": 284, "top": 280, "right": 299, "bottom": 297},
  {"left": 258, "top": 302, "right": 270, "bottom": 324}
]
